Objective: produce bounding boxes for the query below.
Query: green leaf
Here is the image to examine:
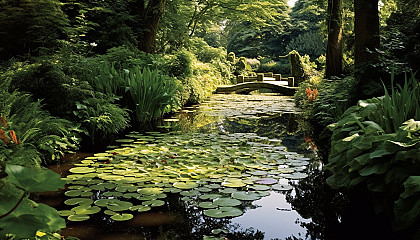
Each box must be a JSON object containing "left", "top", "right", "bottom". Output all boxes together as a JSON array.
[{"left": 5, "top": 164, "right": 65, "bottom": 192}]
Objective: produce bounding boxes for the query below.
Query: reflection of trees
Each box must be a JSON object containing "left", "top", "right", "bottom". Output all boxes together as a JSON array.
[
  {"left": 160, "top": 193, "right": 265, "bottom": 240},
  {"left": 284, "top": 164, "right": 346, "bottom": 240}
]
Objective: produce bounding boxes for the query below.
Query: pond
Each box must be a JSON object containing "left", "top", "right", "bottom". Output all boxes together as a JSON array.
[{"left": 42, "top": 93, "right": 323, "bottom": 240}]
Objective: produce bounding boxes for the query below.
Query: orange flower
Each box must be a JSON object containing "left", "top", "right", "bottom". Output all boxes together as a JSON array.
[
  {"left": 0, "top": 116, "right": 7, "bottom": 128},
  {"left": 305, "top": 87, "right": 318, "bottom": 102},
  {"left": 9, "top": 130, "right": 19, "bottom": 144},
  {"left": 0, "top": 129, "right": 9, "bottom": 144}
]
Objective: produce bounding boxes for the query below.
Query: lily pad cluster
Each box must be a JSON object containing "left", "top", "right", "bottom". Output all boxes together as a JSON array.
[{"left": 60, "top": 131, "right": 309, "bottom": 221}]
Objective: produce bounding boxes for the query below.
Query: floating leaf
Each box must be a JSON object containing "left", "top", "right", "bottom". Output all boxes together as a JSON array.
[
  {"left": 69, "top": 167, "right": 96, "bottom": 174},
  {"left": 173, "top": 181, "right": 199, "bottom": 189},
  {"left": 143, "top": 199, "right": 165, "bottom": 207},
  {"left": 111, "top": 213, "right": 134, "bottom": 221},
  {"left": 213, "top": 197, "right": 242, "bottom": 207},
  {"left": 254, "top": 178, "right": 277, "bottom": 185},
  {"left": 129, "top": 205, "right": 151, "bottom": 212},
  {"left": 68, "top": 215, "right": 90, "bottom": 221},
  {"left": 204, "top": 207, "right": 243, "bottom": 218},
  {"left": 71, "top": 205, "right": 101, "bottom": 215},
  {"left": 64, "top": 198, "right": 93, "bottom": 206},
  {"left": 199, "top": 202, "right": 218, "bottom": 209},
  {"left": 231, "top": 191, "right": 262, "bottom": 201}
]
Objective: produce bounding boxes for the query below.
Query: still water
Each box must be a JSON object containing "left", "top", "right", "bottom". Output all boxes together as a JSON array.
[{"left": 45, "top": 93, "right": 323, "bottom": 240}]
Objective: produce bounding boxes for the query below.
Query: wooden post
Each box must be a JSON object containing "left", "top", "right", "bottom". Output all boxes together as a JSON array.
[
  {"left": 267, "top": 72, "right": 273, "bottom": 77},
  {"left": 274, "top": 74, "right": 282, "bottom": 81},
  {"left": 237, "top": 75, "right": 244, "bottom": 83},
  {"left": 257, "top": 73, "right": 264, "bottom": 82},
  {"left": 288, "top": 77, "right": 295, "bottom": 87}
]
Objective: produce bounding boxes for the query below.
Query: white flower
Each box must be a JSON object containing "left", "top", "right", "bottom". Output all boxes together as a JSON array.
[{"left": 90, "top": 42, "right": 97, "bottom": 47}]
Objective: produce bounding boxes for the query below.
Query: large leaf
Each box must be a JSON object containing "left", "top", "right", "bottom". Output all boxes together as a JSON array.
[{"left": 5, "top": 164, "right": 65, "bottom": 192}]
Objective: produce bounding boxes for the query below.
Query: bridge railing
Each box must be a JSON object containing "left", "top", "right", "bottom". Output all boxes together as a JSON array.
[{"left": 237, "top": 72, "right": 295, "bottom": 87}]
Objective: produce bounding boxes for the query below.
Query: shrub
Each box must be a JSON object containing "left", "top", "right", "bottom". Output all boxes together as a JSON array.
[
  {"left": 166, "top": 49, "right": 194, "bottom": 78},
  {"left": 0, "top": 88, "right": 80, "bottom": 165},
  {"left": 189, "top": 38, "right": 227, "bottom": 63},
  {"left": 325, "top": 72, "right": 420, "bottom": 236},
  {"left": 125, "top": 67, "right": 181, "bottom": 123}
]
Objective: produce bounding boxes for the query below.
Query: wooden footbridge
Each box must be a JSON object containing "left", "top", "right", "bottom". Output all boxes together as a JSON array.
[{"left": 215, "top": 73, "right": 298, "bottom": 95}]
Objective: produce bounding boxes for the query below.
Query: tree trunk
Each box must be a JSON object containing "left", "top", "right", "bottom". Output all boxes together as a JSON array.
[
  {"left": 325, "top": 0, "right": 343, "bottom": 77},
  {"left": 135, "top": 0, "right": 166, "bottom": 53},
  {"left": 353, "top": 0, "right": 380, "bottom": 101},
  {"left": 354, "top": 0, "right": 380, "bottom": 67}
]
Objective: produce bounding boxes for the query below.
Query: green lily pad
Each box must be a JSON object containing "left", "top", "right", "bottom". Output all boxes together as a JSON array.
[
  {"left": 213, "top": 197, "right": 242, "bottom": 207},
  {"left": 200, "top": 193, "right": 222, "bottom": 200},
  {"left": 180, "top": 190, "right": 200, "bottom": 197},
  {"left": 64, "top": 198, "right": 94, "bottom": 206},
  {"left": 204, "top": 207, "right": 243, "bottom": 218},
  {"left": 199, "top": 202, "right": 218, "bottom": 209},
  {"left": 231, "top": 191, "right": 262, "bottom": 201},
  {"left": 219, "top": 188, "right": 237, "bottom": 194},
  {"left": 248, "top": 184, "right": 271, "bottom": 191},
  {"left": 143, "top": 199, "right": 165, "bottom": 207},
  {"left": 58, "top": 210, "right": 75, "bottom": 217},
  {"left": 254, "top": 178, "right": 277, "bottom": 185},
  {"left": 103, "top": 191, "right": 123, "bottom": 197},
  {"left": 69, "top": 167, "right": 96, "bottom": 174},
  {"left": 138, "top": 187, "right": 164, "bottom": 195},
  {"left": 65, "top": 189, "right": 93, "bottom": 197},
  {"left": 129, "top": 205, "right": 151, "bottom": 212},
  {"left": 111, "top": 213, "right": 134, "bottom": 221},
  {"left": 71, "top": 205, "right": 101, "bottom": 215},
  {"left": 221, "top": 179, "right": 246, "bottom": 188},
  {"left": 173, "top": 181, "right": 199, "bottom": 189},
  {"left": 68, "top": 214, "right": 90, "bottom": 221},
  {"left": 104, "top": 210, "right": 117, "bottom": 215}
]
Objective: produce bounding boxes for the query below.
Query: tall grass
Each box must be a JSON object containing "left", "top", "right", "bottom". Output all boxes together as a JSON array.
[
  {"left": 380, "top": 71, "right": 420, "bottom": 132},
  {"left": 125, "top": 67, "right": 180, "bottom": 123},
  {"left": 84, "top": 61, "right": 126, "bottom": 97}
]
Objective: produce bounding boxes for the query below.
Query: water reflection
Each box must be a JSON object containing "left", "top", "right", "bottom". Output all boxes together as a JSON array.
[{"left": 54, "top": 93, "right": 323, "bottom": 240}]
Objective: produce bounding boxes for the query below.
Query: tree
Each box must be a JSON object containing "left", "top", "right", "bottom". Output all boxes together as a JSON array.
[
  {"left": 130, "top": 0, "right": 166, "bottom": 53},
  {"left": 354, "top": 0, "right": 379, "bottom": 68},
  {"left": 352, "top": 0, "right": 380, "bottom": 100},
  {"left": 0, "top": 0, "right": 70, "bottom": 60},
  {"left": 325, "top": 0, "right": 343, "bottom": 77}
]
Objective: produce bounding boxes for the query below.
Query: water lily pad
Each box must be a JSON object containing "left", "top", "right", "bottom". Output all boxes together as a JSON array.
[
  {"left": 104, "top": 210, "right": 117, "bottom": 215},
  {"left": 138, "top": 187, "right": 164, "bottom": 195},
  {"left": 173, "top": 181, "right": 199, "bottom": 189},
  {"left": 111, "top": 213, "right": 134, "bottom": 221},
  {"left": 180, "top": 190, "right": 200, "bottom": 197},
  {"left": 248, "top": 184, "right": 271, "bottom": 191},
  {"left": 58, "top": 210, "right": 74, "bottom": 217},
  {"left": 65, "top": 189, "right": 93, "bottom": 197},
  {"left": 129, "top": 205, "right": 151, "bottom": 212},
  {"left": 204, "top": 207, "right": 243, "bottom": 218},
  {"left": 219, "top": 188, "right": 237, "bottom": 194},
  {"left": 200, "top": 193, "right": 222, "bottom": 200},
  {"left": 254, "top": 178, "right": 277, "bottom": 185},
  {"left": 199, "top": 202, "right": 218, "bottom": 209},
  {"left": 231, "top": 191, "right": 262, "bottom": 201},
  {"left": 69, "top": 167, "right": 96, "bottom": 174},
  {"left": 71, "top": 205, "right": 101, "bottom": 215},
  {"left": 221, "top": 179, "right": 246, "bottom": 188},
  {"left": 68, "top": 214, "right": 90, "bottom": 221},
  {"left": 64, "top": 198, "right": 93, "bottom": 206},
  {"left": 143, "top": 199, "right": 165, "bottom": 207},
  {"left": 213, "top": 197, "right": 242, "bottom": 207}
]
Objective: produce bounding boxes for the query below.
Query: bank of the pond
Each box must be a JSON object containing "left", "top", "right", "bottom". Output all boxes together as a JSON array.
[{"left": 40, "top": 93, "right": 325, "bottom": 240}]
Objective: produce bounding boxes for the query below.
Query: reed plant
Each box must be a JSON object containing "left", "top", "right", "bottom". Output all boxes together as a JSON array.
[
  {"left": 380, "top": 71, "right": 420, "bottom": 133},
  {"left": 84, "top": 61, "right": 126, "bottom": 98},
  {"left": 125, "top": 67, "right": 180, "bottom": 123}
]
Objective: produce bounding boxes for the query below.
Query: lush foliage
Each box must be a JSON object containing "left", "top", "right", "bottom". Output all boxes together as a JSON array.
[
  {"left": 0, "top": 164, "right": 66, "bottom": 239},
  {"left": 325, "top": 73, "right": 420, "bottom": 235}
]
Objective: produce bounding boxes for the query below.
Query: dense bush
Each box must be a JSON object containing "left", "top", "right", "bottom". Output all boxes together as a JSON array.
[
  {"left": 0, "top": 0, "right": 70, "bottom": 60},
  {"left": 325, "top": 73, "right": 420, "bottom": 237},
  {"left": 257, "top": 58, "right": 290, "bottom": 74},
  {"left": 0, "top": 82, "right": 80, "bottom": 165},
  {"left": 3, "top": 60, "right": 130, "bottom": 150}
]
